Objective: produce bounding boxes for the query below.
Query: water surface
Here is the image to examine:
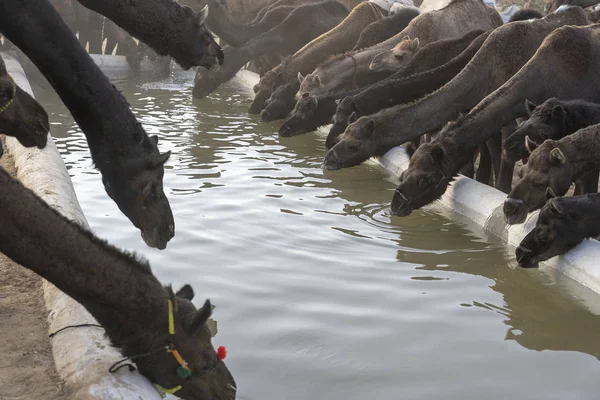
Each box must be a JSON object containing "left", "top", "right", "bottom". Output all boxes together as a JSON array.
[{"left": 36, "top": 69, "right": 600, "bottom": 400}]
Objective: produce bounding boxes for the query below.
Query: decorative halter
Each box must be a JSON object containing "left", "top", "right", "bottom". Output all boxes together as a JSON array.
[
  {"left": 48, "top": 297, "right": 227, "bottom": 398},
  {"left": 108, "top": 299, "right": 227, "bottom": 397},
  {"left": 0, "top": 75, "right": 16, "bottom": 115}
]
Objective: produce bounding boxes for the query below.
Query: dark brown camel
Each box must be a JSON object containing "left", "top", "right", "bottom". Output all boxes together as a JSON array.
[
  {"left": 248, "top": 1, "right": 387, "bottom": 115},
  {"left": 0, "top": 57, "right": 49, "bottom": 155},
  {"left": 1, "top": 0, "right": 175, "bottom": 249},
  {"left": 323, "top": 8, "right": 587, "bottom": 173},
  {"left": 516, "top": 191, "right": 600, "bottom": 268},
  {"left": 192, "top": 0, "right": 350, "bottom": 99},
  {"left": 0, "top": 166, "right": 236, "bottom": 400},
  {"left": 391, "top": 22, "right": 600, "bottom": 217},
  {"left": 75, "top": 0, "right": 223, "bottom": 70}
]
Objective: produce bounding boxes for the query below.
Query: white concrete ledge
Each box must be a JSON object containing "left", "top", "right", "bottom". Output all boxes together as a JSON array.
[
  {"left": 232, "top": 68, "right": 600, "bottom": 296},
  {"left": 1, "top": 53, "right": 161, "bottom": 399}
]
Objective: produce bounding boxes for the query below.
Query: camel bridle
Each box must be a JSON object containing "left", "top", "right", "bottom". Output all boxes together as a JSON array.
[{"left": 0, "top": 75, "right": 16, "bottom": 115}]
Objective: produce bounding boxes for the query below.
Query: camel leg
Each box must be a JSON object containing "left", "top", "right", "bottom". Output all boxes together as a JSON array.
[
  {"left": 476, "top": 144, "right": 492, "bottom": 185},
  {"left": 106, "top": 21, "right": 142, "bottom": 73},
  {"left": 577, "top": 167, "right": 600, "bottom": 194}
]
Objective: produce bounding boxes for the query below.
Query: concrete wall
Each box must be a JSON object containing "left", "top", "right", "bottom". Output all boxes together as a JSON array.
[
  {"left": 1, "top": 53, "right": 161, "bottom": 399},
  {"left": 231, "top": 68, "right": 600, "bottom": 296}
]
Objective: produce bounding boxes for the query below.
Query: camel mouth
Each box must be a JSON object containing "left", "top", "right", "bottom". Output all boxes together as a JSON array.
[
  {"left": 391, "top": 190, "right": 413, "bottom": 217},
  {"left": 515, "top": 245, "right": 540, "bottom": 268},
  {"left": 503, "top": 198, "right": 528, "bottom": 225},
  {"left": 141, "top": 229, "right": 168, "bottom": 250},
  {"left": 279, "top": 125, "right": 306, "bottom": 138},
  {"left": 322, "top": 148, "right": 343, "bottom": 170}
]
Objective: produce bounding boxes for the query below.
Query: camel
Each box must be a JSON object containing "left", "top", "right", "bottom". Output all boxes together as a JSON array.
[
  {"left": 327, "top": 28, "right": 488, "bottom": 146},
  {"left": 505, "top": 122, "right": 600, "bottom": 225},
  {"left": 545, "top": 0, "right": 600, "bottom": 13},
  {"left": 503, "top": 98, "right": 600, "bottom": 168},
  {"left": 74, "top": 0, "right": 223, "bottom": 70},
  {"left": 516, "top": 192, "right": 600, "bottom": 268},
  {"left": 192, "top": 1, "right": 350, "bottom": 99},
  {"left": 260, "top": 80, "right": 301, "bottom": 122},
  {"left": 391, "top": 21, "right": 600, "bottom": 217},
  {"left": 249, "top": 1, "right": 388, "bottom": 115},
  {"left": 192, "top": 0, "right": 299, "bottom": 47},
  {"left": 351, "top": 5, "right": 421, "bottom": 50},
  {"left": 278, "top": 88, "right": 360, "bottom": 136},
  {"left": 508, "top": 8, "right": 544, "bottom": 21},
  {"left": 0, "top": 58, "right": 49, "bottom": 155},
  {"left": 368, "top": 36, "right": 421, "bottom": 72},
  {"left": 1, "top": 0, "right": 176, "bottom": 249},
  {"left": 0, "top": 166, "right": 236, "bottom": 400},
  {"left": 323, "top": 7, "right": 587, "bottom": 173},
  {"left": 299, "top": 0, "right": 502, "bottom": 98}
]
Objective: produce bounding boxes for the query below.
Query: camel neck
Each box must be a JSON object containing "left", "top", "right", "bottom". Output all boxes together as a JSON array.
[
  {"left": 0, "top": 0, "right": 152, "bottom": 162},
  {"left": 559, "top": 124, "right": 600, "bottom": 175},
  {"left": 0, "top": 167, "right": 165, "bottom": 341}
]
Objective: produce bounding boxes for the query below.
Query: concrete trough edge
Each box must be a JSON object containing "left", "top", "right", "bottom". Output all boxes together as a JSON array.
[
  {"left": 1, "top": 53, "right": 161, "bottom": 399},
  {"left": 231, "top": 68, "right": 600, "bottom": 296}
]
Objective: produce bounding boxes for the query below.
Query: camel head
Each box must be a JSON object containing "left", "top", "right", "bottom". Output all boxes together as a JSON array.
[
  {"left": 323, "top": 115, "right": 377, "bottom": 170},
  {"left": 297, "top": 73, "right": 322, "bottom": 99},
  {"left": 327, "top": 97, "right": 359, "bottom": 150},
  {"left": 249, "top": 69, "right": 283, "bottom": 115},
  {"left": 516, "top": 191, "right": 586, "bottom": 268},
  {"left": 102, "top": 135, "right": 174, "bottom": 249},
  {"left": 261, "top": 82, "right": 298, "bottom": 123},
  {"left": 503, "top": 98, "right": 566, "bottom": 164},
  {"left": 504, "top": 140, "right": 572, "bottom": 225},
  {"left": 0, "top": 59, "right": 48, "bottom": 150},
  {"left": 391, "top": 142, "right": 450, "bottom": 217},
  {"left": 132, "top": 285, "right": 237, "bottom": 400},
  {"left": 279, "top": 92, "right": 319, "bottom": 137},
  {"left": 369, "top": 36, "right": 420, "bottom": 73},
  {"left": 174, "top": 5, "right": 224, "bottom": 71}
]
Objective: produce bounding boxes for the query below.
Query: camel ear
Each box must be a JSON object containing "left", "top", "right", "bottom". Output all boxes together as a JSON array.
[
  {"left": 410, "top": 38, "right": 420, "bottom": 52},
  {"left": 402, "top": 35, "right": 410, "bottom": 41},
  {"left": 525, "top": 136, "right": 538, "bottom": 154},
  {"left": 150, "top": 135, "right": 159, "bottom": 146},
  {"left": 187, "top": 299, "right": 212, "bottom": 333},
  {"left": 549, "top": 147, "right": 566, "bottom": 165},
  {"left": 364, "top": 119, "right": 375, "bottom": 135},
  {"left": 198, "top": 4, "right": 209, "bottom": 24},
  {"left": 297, "top": 72, "right": 305, "bottom": 84},
  {"left": 552, "top": 105, "right": 565, "bottom": 119},
  {"left": 525, "top": 99, "right": 537, "bottom": 115},
  {"left": 176, "top": 284, "right": 195, "bottom": 301},
  {"left": 152, "top": 151, "right": 171, "bottom": 168},
  {"left": 313, "top": 75, "right": 321, "bottom": 87},
  {"left": 335, "top": 99, "right": 341, "bottom": 105},
  {"left": 431, "top": 144, "right": 445, "bottom": 166},
  {"left": 348, "top": 111, "right": 358, "bottom": 124},
  {"left": 546, "top": 186, "right": 557, "bottom": 200},
  {"left": 548, "top": 198, "right": 564, "bottom": 216}
]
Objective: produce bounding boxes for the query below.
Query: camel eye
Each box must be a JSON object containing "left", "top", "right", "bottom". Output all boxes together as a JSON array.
[{"left": 419, "top": 177, "right": 431, "bottom": 188}]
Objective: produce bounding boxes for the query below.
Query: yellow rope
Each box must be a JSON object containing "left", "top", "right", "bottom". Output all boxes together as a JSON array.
[
  {"left": 156, "top": 384, "right": 183, "bottom": 396},
  {"left": 0, "top": 75, "right": 16, "bottom": 115},
  {"left": 167, "top": 299, "right": 175, "bottom": 335}
]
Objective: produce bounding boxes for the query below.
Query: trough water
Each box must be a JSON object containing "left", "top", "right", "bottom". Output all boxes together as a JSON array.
[{"left": 35, "top": 69, "right": 600, "bottom": 400}]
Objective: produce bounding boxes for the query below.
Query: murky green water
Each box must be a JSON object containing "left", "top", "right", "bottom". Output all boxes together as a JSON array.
[{"left": 36, "top": 68, "right": 600, "bottom": 400}]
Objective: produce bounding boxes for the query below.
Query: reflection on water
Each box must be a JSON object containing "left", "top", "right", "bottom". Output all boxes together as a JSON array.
[{"left": 35, "top": 70, "right": 600, "bottom": 400}]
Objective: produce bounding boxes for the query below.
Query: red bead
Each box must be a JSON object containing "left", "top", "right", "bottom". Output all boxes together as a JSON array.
[{"left": 217, "top": 346, "right": 227, "bottom": 360}]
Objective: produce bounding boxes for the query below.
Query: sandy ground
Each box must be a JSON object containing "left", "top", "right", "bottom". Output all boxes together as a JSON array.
[{"left": 0, "top": 139, "right": 67, "bottom": 400}]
